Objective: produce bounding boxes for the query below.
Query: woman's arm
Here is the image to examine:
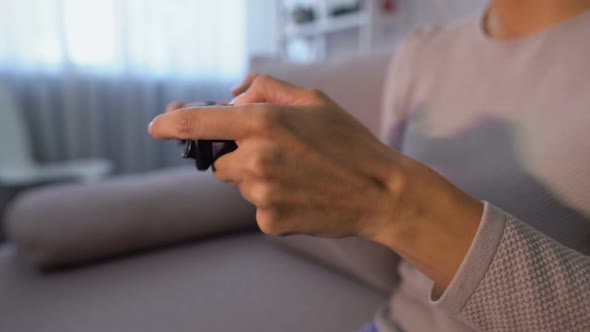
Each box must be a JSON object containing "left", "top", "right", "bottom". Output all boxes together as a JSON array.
[
  {"left": 149, "top": 70, "right": 590, "bottom": 332},
  {"left": 365, "top": 153, "right": 590, "bottom": 330},
  {"left": 433, "top": 203, "right": 590, "bottom": 331}
]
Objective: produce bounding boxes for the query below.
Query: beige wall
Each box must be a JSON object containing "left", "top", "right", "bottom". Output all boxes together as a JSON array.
[{"left": 247, "top": 0, "right": 486, "bottom": 58}]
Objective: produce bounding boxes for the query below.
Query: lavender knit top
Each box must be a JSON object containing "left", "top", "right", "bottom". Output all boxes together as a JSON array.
[{"left": 374, "top": 10, "right": 590, "bottom": 332}]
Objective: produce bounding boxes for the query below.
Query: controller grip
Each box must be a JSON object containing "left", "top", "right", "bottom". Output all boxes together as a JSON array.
[{"left": 182, "top": 139, "right": 238, "bottom": 171}]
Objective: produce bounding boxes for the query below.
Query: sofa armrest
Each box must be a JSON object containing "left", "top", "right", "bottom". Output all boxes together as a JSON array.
[
  {"left": 5, "top": 167, "right": 256, "bottom": 269},
  {"left": 250, "top": 50, "right": 394, "bottom": 135}
]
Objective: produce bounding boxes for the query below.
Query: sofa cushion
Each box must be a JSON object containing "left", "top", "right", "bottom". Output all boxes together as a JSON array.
[
  {"left": 5, "top": 167, "right": 256, "bottom": 269},
  {"left": 275, "top": 235, "right": 401, "bottom": 294},
  {"left": 0, "top": 233, "right": 386, "bottom": 332}
]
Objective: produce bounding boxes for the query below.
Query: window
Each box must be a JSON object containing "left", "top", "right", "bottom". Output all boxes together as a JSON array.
[{"left": 0, "top": 0, "right": 247, "bottom": 79}]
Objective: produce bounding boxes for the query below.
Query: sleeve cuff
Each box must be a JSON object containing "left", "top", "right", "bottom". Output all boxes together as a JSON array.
[{"left": 429, "top": 201, "right": 511, "bottom": 315}]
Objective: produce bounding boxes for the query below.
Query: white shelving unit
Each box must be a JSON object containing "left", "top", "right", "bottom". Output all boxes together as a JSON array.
[
  {"left": 283, "top": 11, "right": 369, "bottom": 37},
  {"left": 279, "top": 0, "right": 395, "bottom": 62}
]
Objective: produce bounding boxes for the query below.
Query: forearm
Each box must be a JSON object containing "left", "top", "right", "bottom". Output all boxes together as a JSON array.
[{"left": 366, "top": 155, "right": 590, "bottom": 330}]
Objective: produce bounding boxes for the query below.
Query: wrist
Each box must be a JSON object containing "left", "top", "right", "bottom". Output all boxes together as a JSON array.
[{"left": 368, "top": 156, "right": 484, "bottom": 288}]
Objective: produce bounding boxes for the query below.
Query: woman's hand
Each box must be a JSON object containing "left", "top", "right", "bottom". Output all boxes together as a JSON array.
[
  {"left": 149, "top": 74, "right": 484, "bottom": 288},
  {"left": 151, "top": 75, "right": 403, "bottom": 238}
]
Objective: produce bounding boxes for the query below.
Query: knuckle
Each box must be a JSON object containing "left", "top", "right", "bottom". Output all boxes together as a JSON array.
[
  {"left": 249, "top": 145, "right": 281, "bottom": 177},
  {"left": 254, "top": 107, "right": 281, "bottom": 131},
  {"left": 254, "top": 74, "right": 272, "bottom": 86},
  {"left": 252, "top": 182, "right": 275, "bottom": 207},
  {"left": 266, "top": 143, "right": 283, "bottom": 162},
  {"left": 212, "top": 167, "right": 229, "bottom": 182},
  {"left": 250, "top": 153, "right": 268, "bottom": 174},
  {"left": 174, "top": 109, "right": 199, "bottom": 137},
  {"left": 241, "top": 181, "right": 277, "bottom": 208},
  {"left": 388, "top": 165, "right": 409, "bottom": 203},
  {"left": 306, "top": 88, "right": 327, "bottom": 100},
  {"left": 256, "top": 209, "right": 282, "bottom": 236}
]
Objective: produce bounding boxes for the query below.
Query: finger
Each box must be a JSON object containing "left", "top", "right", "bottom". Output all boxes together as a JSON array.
[
  {"left": 257, "top": 206, "right": 353, "bottom": 238},
  {"left": 212, "top": 148, "right": 246, "bottom": 183},
  {"left": 148, "top": 105, "right": 255, "bottom": 140},
  {"left": 185, "top": 100, "right": 231, "bottom": 107},
  {"left": 231, "top": 72, "right": 258, "bottom": 96},
  {"left": 166, "top": 101, "right": 227, "bottom": 114},
  {"left": 233, "top": 75, "right": 304, "bottom": 106},
  {"left": 166, "top": 101, "right": 209, "bottom": 114},
  {"left": 255, "top": 207, "right": 316, "bottom": 237},
  {"left": 165, "top": 101, "right": 187, "bottom": 113},
  {"left": 256, "top": 207, "right": 284, "bottom": 236},
  {"left": 213, "top": 140, "right": 280, "bottom": 184},
  {"left": 238, "top": 180, "right": 284, "bottom": 209}
]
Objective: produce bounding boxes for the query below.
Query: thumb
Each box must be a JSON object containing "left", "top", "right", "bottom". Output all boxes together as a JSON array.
[{"left": 231, "top": 75, "right": 304, "bottom": 106}]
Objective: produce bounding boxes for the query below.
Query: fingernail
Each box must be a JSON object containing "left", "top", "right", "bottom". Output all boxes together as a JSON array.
[{"left": 147, "top": 120, "right": 154, "bottom": 134}]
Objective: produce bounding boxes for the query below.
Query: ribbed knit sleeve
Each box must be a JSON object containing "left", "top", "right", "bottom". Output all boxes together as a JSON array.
[{"left": 433, "top": 202, "right": 590, "bottom": 331}]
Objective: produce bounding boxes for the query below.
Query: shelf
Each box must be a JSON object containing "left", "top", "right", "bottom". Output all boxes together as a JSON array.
[{"left": 284, "top": 12, "right": 368, "bottom": 37}]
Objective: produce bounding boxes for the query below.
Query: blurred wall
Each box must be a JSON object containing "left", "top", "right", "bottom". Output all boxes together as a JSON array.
[
  {"left": 247, "top": 0, "right": 486, "bottom": 58},
  {"left": 247, "top": 0, "right": 281, "bottom": 57}
]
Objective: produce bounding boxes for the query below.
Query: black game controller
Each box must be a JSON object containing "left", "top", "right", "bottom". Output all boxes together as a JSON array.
[{"left": 180, "top": 101, "right": 238, "bottom": 171}]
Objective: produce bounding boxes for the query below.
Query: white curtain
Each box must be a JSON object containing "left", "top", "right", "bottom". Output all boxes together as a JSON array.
[{"left": 0, "top": 0, "right": 247, "bottom": 173}]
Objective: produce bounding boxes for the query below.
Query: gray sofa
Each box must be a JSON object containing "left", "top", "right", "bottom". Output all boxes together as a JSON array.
[{"left": 0, "top": 50, "right": 397, "bottom": 332}]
